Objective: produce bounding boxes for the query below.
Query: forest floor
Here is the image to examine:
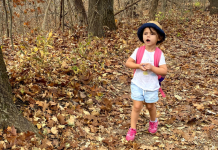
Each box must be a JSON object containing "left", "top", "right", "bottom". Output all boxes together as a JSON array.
[{"left": 1, "top": 10, "right": 218, "bottom": 150}]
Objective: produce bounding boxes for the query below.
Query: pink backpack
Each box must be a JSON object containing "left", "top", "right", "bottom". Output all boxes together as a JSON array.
[{"left": 134, "top": 46, "right": 166, "bottom": 97}]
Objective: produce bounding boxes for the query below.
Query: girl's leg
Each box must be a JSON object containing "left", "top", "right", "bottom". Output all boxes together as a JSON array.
[
  {"left": 146, "top": 103, "right": 158, "bottom": 134},
  {"left": 131, "top": 100, "right": 143, "bottom": 129},
  {"left": 145, "top": 103, "right": 156, "bottom": 121}
]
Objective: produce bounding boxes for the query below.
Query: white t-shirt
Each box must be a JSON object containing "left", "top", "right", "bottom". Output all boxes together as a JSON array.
[{"left": 130, "top": 48, "right": 166, "bottom": 91}]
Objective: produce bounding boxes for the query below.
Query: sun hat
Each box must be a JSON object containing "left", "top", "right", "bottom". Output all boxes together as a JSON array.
[{"left": 137, "top": 21, "right": 166, "bottom": 44}]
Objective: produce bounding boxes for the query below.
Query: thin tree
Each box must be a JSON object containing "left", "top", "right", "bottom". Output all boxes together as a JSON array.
[
  {"left": 54, "top": 0, "right": 57, "bottom": 27},
  {"left": 42, "top": 0, "right": 52, "bottom": 31},
  {"left": 149, "top": 0, "right": 159, "bottom": 20},
  {"left": 33, "top": 0, "right": 39, "bottom": 28},
  {"left": 162, "top": 0, "right": 167, "bottom": 16},
  {"left": 59, "top": 0, "right": 65, "bottom": 32},
  {"left": 0, "top": 46, "right": 42, "bottom": 138},
  {"left": 62, "top": 0, "right": 64, "bottom": 32},
  {"left": 3, "top": 0, "right": 9, "bottom": 37},
  {"left": 7, "top": 0, "right": 14, "bottom": 51},
  {"left": 0, "top": 9, "right": 3, "bottom": 37},
  {"left": 114, "top": 0, "right": 141, "bottom": 16},
  {"left": 208, "top": 0, "right": 218, "bottom": 15},
  {"left": 125, "top": 0, "right": 135, "bottom": 18}
]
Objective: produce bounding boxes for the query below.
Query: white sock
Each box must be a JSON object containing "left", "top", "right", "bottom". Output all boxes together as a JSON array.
[{"left": 150, "top": 118, "right": 158, "bottom": 122}]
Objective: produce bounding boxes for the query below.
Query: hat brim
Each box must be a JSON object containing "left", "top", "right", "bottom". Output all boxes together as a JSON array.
[{"left": 137, "top": 23, "right": 166, "bottom": 43}]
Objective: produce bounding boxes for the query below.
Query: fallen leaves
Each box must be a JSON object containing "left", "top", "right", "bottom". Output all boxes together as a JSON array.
[
  {"left": 1, "top": 7, "right": 218, "bottom": 150},
  {"left": 57, "top": 114, "right": 66, "bottom": 125},
  {"left": 214, "top": 90, "right": 218, "bottom": 95},
  {"left": 91, "top": 109, "right": 100, "bottom": 116},
  {"left": 51, "top": 127, "right": 58, "bottom": 135},
  {"left": 174, "top": 95, "right": 182, "bottom": 100},
  {"left": 193, "top": 103, "right": 205, "bottom": 110}
]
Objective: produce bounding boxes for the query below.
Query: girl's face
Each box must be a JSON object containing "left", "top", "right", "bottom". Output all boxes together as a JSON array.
[{"left": 143, "top": 27, "right": 160, "bottom": 46}]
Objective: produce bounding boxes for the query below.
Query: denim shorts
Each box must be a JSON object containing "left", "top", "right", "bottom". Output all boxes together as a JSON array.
[{"left": 131, "top": 82, "right": 159, "bottom": 103}]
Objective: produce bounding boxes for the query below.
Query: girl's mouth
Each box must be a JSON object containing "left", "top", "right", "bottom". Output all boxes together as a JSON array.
[{"left": 146, "top": 39, "right": 150, "bottom": 42}]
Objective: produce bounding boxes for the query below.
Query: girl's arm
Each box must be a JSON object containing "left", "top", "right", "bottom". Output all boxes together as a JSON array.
[
  {"left": 150, "top": 64, "right": 167, "bottom": 76},
  {"left": 125, "top": 57, "right": 146, "bottom": 71}
]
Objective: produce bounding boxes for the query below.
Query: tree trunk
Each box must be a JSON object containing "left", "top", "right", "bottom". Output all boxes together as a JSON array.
[
  {"left": 3, "top": 0, "right": 9, "bottom": 38},
  {"left": 72, "top": 0, "right": 88, "bottom": 26},
  {"left": 102, "top": 0, "right": 117, "bottom": 30},
  {"left": 88, "top": 0, "right": 116, "bottom": 37},
  {"left": 208, "top": 0, "right": 218, "bottom": 15},
  {"left": 149, "top": 0, "right": 159, "bottom": 20},
  {"left": 67, "top": 0, "right": 74, "bottom": 31},
  {"left": 88, "top": 0, "right": 104, "bottom": 37},
  {"left": 42, "top": 0, "right": 52, "bottom": 31},
  {"left": 0, "top": 47, "right": 42, "bottom": 138}
]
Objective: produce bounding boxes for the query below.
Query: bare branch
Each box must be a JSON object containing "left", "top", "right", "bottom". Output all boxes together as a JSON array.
[{"left": 114, "top": 0, "right": 141, "bottom": 16}]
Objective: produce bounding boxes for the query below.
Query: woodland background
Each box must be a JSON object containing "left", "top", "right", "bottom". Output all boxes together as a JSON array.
[{"left": 0, "top": 0, "right": 218, "bottom": 149}]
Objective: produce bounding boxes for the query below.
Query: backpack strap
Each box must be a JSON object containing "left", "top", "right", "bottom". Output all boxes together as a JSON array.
[
  {"left": 154, "top": 48, "right": 162, "bottom": 71},
  {"left": 154, "top": 47, "right": 166, "bottom": 97},
  {"left": 136, "top": 46, "right": 146, "bottom": 64},
  {"left": 134, "top": 46, "right": 145, "bottom": 74}
]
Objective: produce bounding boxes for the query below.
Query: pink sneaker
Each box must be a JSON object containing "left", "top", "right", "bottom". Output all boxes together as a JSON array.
[
  {"left": 126, "top": 128, "right": 137, "bottom": 141},
  {"left": 148, "top": 120, "right": 158, "bottom": 134}
]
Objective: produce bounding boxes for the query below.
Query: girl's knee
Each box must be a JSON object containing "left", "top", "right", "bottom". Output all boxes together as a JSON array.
[
  {"left": 146, "top": 103, "right": 155, "bottom": 110},
  {"left": 133, "top": 104, "right": 143, "bottom": 112}
]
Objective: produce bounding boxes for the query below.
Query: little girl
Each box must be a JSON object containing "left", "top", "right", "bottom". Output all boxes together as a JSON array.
[{"left": 125, "top": 21, "right": 167, "bottom": 141}]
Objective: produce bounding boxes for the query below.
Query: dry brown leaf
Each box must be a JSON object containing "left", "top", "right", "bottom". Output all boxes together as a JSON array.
[
  {"left": 42, "top": 101, "right": 49, "bottom": 112},
  {"left": 193, "top": 103, "right": 204, "bottom": 110},
  {"left": 51, "top": 127, "right": 58, "bottom": 134},
  {"left": 10, "top": 126, "right": 17, "bottom": 136},
  {"left": 57, "top": 114, "right": 66, "bottom": 125},
  {"left": 89, "top": 125, "right": 97, "bottom": 133},
  {"left": 166, "top": 143, "right": 175, "bottom": 150},
  {"left": 67, "top": 116, "right": 75, "bottom": 126},
  {"left": 80, "top": 91, "right": 86, "bottom": 98},
  {"left": 140, "top": 145, "right": 157, "bottom": 149},
  {"left": 91, "top": 109, "right": 100, "bottom": 116},
  {"left": 36, "top": 101, "right": 44, "bottom": 107},
  {"left": 31, "top": 85, "right": 41, "bottom": 93},
  {"left": 61, "top": 61, "right": 68, "bottom": 69},
  {"left": 40, "top": 138, "right": 48, "bottom": 149},
  {"left": 214, "top": 90, "right": 218, "bottom": 95},
  {"left": 211, "top": 119, "right": 218, "bottom": 125}
]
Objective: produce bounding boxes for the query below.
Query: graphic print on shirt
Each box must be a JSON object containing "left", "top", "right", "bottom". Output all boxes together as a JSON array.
[
  {"left": 143, "top": 58, "right": 153, "bottom": 75},
  {"left": 130, "top": 48, "right": 166, "bottom": 91}
]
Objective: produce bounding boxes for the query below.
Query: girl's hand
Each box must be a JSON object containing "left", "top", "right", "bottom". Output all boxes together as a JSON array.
[
  {"left": 143, "top": 63, "right": 153, "bottom": 70},
  {"left": 139, "top": 63, "right": 147, "bottom": 71}
]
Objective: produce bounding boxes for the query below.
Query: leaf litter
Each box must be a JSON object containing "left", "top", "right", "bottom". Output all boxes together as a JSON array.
[{"left": 1, "top": 10, "right": 218, "bottom": 149}]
